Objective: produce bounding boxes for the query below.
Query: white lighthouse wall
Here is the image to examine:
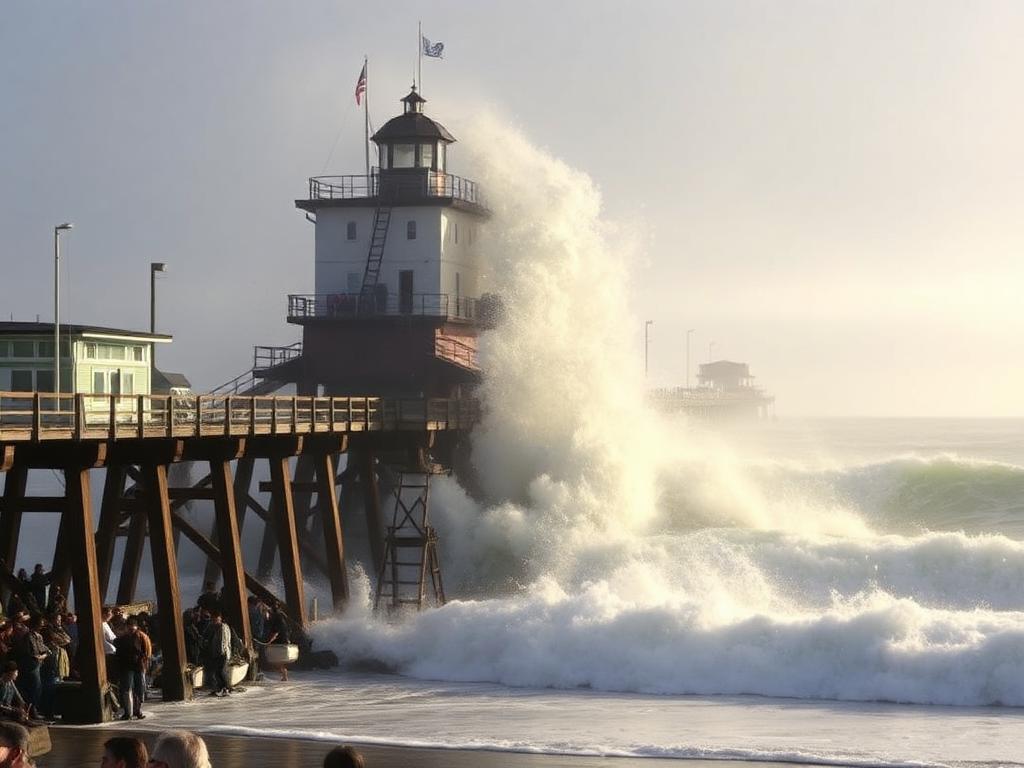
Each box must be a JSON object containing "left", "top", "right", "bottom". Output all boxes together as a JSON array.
[
  {"left": 314, "top": 206, "right": 444, "bottom": 299},
  {"left": 440, "top": 209, "right": 485, "bottom": 313}
]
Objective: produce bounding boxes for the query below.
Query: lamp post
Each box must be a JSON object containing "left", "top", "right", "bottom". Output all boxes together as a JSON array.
[
  {"left": 150, "top": 262, "right": 167, "bottom": 378},
  {"left": 686, "top": 329, "right": 695, "bottom": 389},
  {"left": 644, "top": 320, "right": 653, "bottom": 378},
  {"left": 53, "top": 223, "right": 73, "bottom": 393}
]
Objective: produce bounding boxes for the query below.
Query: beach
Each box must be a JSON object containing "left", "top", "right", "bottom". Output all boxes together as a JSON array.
[{"left": 43, "top": 727, "right": 756, "bottom": 768}]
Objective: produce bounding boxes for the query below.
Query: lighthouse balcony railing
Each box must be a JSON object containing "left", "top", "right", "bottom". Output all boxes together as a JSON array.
[
  {"left": 307, "top": 169, "right": 485, "bottom": 208},
  {"left": 288, "top": 293, "right": 479, "bottom": 322}
]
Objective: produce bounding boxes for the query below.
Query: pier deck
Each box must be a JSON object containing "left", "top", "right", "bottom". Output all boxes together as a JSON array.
[{"left": 0, "top": 391, "right": 476, "bottom": 725}]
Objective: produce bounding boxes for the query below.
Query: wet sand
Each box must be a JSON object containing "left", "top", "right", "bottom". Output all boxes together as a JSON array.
[{"left": 41, "top": 727, "right": 762, "bottom": 768}]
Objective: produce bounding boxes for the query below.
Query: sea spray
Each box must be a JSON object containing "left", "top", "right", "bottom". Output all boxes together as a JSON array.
[{"left": 310, "top": 114, "right": 1024, "bottom": 706}]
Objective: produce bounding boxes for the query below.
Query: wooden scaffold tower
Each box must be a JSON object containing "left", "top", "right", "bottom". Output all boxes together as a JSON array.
[{"left": 374, "top": 447, "right": 446, "bottom": 611}]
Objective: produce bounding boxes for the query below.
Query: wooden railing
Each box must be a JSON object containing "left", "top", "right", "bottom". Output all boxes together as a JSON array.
[{"left": 0, "top": 392, "right": 478, "bottom": 442}]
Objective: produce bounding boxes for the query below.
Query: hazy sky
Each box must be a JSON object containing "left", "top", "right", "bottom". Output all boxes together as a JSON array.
[{"left": 2, "top": 1, "right": 1022, "bottom": 417}]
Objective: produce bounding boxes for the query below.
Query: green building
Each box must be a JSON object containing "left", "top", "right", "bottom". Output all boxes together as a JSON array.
[{"left": 0, "top": 322, "right": 172, "bottom": 395}]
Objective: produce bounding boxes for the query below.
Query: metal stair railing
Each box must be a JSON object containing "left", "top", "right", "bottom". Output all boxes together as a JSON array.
[{"left": 358, "top": 203, "right": 394, "bottom": 308}]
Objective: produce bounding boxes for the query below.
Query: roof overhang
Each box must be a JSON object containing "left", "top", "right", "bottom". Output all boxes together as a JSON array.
[{"left": 82, "top": 332, "right": 173, "bottom": 344}]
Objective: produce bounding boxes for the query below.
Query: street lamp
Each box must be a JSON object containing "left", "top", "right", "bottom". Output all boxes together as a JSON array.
[
  {"left": 54, "top": 223, "right": 73, "bottom": 394},
  {"left": 644, "top": 320, "right": 653, "bottom": 378},
  {"left": 686, "top": 329, "right": 695, "bottom": 390},
  {"left": 150, "top": 262, "right": 167, "bottom": 375}
]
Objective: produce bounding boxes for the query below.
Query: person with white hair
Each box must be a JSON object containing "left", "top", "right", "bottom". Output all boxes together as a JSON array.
[{"left": 147, "top": 731, "right": 210, "bottom": 768}]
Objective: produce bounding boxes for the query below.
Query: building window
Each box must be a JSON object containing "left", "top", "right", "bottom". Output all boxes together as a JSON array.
[
  {"left": 407, "top": 220, "right": 417, "bottom": 240},
  {"left": 0, "top": 342, "right": 8, "bottom": 358},
  {"left": 419, "top": 143, "right": 434, "bottom": 169},
  {"left": 346, "top": 272, "right": 361, "bottom": 293},
  {"left": 132, "top": 346, "right": 144, "bottom": 362},
  {"left": 84, "top": 343, "right": 96, "bottom": 359},
  {"left": 93, "top": 371, "right": 106, "bottom": 394},
  {"left": 122, "top": 371, "right": 135, "bottom": 396},
  {"left": 393, "top": 143, "right": 416, "bottom": 168},
  {"left": 347, "top": 221, "right": 357, "bottom": 240},
  {"left": 36, "top": 370, "right": 54, "bottom": 392},
  {"left": 12, "top": 341, "right": 34, "bottom": 358},
  {"left": 60, "top": 340, "right": 70, "bottom": 358},
  {"left": 37, "top": 341, "right": 54, "bottom": 358},
  {"left": 11, "top": 370, "right": 32, "bottom": 392}
]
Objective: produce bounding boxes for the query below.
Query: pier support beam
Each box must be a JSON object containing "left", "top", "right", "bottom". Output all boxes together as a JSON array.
[
  {"left": 210, "top": 456, "right": 252, "bottom": 648},
  {"left": 269, "top": 455, "right": 307, "bottom": 627},
  {"left": 0, "top": 463, "right": 27, "bottom": 584},
  {"left": 317, "top": 452, "right": 349, "bottom": 611},
  {"left": 143, "top": 463, "right": 190, "bottom": 702},
  {"left": 116, "top": 510, "right": 147, "bottom": 606},
  {"left": 95, "top": 465, "right": 127, "bottom": 602},
  {"left": 65, "top": 465, "right": 111, "bottom": 723},
  {"left": 358, "top": 448, "right": 384, "bottom": 579}
]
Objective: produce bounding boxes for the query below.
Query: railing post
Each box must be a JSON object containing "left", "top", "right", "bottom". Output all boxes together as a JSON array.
[
  {"left": 196, "top": 396, "right": 203, "bottom": 437},
  {"left": 74, "top": 394, "right": 84, "bottom": 440},
  {"left": 249, "top": 396, "right": 256, "bottom": 434},
  {"left": 292, "top": 397, "right": 299, "bottom": 433},
  {"left": 271, "top": 398, "right": 278, "bottom": 433},
  {"left": 329, "top": 397, "right": 336, "bottom": 430},
  {"left": 137, "top": 395, "right": 145, "bottom": 439},
  {"left": 168, "top": 395, "right": 175, "bottom": 437},
  {"left": 225, "top": 395, "right": 232, "bottom": 436},
  {"left": 109, "top": 394, "right": 117, "bottom": 440},
  {"left": 31, "top": 392, "right": 40, "bottom": 441}
]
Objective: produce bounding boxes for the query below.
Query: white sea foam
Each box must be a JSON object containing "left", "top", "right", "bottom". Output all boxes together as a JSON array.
[{"left": 305, "top": 113, "right": 1024, "bottom": 715}]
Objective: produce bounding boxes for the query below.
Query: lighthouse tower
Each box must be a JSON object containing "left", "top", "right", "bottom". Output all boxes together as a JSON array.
[{"left": 291, "top": 85, "right": 489, "bottom": 398}]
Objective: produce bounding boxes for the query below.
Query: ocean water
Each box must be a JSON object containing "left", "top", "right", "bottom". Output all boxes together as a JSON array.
[
  {"left": 106, "top": 417, "right": 1024, "bottom": 768},
  {"left": 17, "top": 120, "right": 1024, "bottom": 766}
]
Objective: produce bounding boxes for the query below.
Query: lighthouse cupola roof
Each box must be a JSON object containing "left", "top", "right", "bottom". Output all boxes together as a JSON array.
[{"left": 372, "top": 85, "right": 456, "bottom": 145}]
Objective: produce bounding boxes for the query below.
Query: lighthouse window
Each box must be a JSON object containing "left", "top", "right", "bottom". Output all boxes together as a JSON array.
[
  {"left": 407, "top": 220, "right": 417, "bottom": 240},
  {"left": 346, "top": 221, "right": 357, "bottom": 240},
  {"left": 437, "top": 143, "right": 446, "bottom": 171},
  {"left": 419, "top": 143, "right": 434, "bottom": 169},
  {"left": 393, "top": 143, "right": 416, "bottom": 168}
]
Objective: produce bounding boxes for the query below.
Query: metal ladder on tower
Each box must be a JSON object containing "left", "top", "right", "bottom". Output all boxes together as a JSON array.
[
  {"left": 358, "top": 201, "right": 394, "bottom": 313},
  {"left": 374, "top": 466, "right": 446, "bottom": 612}
]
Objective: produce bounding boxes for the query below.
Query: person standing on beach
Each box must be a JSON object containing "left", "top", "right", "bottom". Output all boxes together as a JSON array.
[
  {"left": 263, "top": 604, "right": 291, "bottom": 681},
  {"left": 113, "top": 618, "right": 148, "bottom": 720},
  {"left": 200, "top": 610, "right": 230, "bottom": 696}
]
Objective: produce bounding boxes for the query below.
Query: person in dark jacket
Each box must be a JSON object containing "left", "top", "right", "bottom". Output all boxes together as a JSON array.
[
  {"left": 200, "top": 610, "right": 231, "bottom": 696},
  {"left": 28, "top": 566, "right": 48, "bottom": 613},
  {"left": 113, "top": 618, "right": 148, "bottom": 720}
]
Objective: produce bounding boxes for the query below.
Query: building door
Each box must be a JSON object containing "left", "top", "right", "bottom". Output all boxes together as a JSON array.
[{"left": 399, "top": 270, "right": 414, "bottom": 314}]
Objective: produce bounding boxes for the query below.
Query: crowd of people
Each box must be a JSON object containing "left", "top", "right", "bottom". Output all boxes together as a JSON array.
[
  {"left": 0, "top": 567, "right": 297, "bottom": 725},
  {"left": 0, "top": 723, "right": 368, "bottom": 768}
]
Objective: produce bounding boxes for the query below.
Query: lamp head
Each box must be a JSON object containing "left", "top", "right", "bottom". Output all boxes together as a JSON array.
[
  {"left": 151, "top": 262, "right": 167, "bottom": 273},
  {"left": 55, "top": 223, "right": 73, "bottom": 232}
]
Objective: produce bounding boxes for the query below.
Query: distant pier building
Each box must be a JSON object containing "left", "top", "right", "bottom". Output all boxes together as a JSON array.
[{"left": 650, "top": 359, "right": 775, "bottom": 420}]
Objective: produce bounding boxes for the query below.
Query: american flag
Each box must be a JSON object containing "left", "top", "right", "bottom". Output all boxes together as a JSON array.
[{"left": 354, "top": 62, "right": 367, "bottom": 106}]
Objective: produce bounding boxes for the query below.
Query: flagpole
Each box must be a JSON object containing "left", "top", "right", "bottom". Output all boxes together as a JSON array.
[
  {"left": 364, "top": 55, "right": 370, "bottom": 180},
  {"left": 417, "top": 20, "right": 422, "bottom": 93}
]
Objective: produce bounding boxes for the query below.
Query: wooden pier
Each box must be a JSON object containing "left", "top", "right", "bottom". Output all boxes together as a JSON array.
[{"left": 0, "top": 391, "right": 476, "bottom": 723}]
